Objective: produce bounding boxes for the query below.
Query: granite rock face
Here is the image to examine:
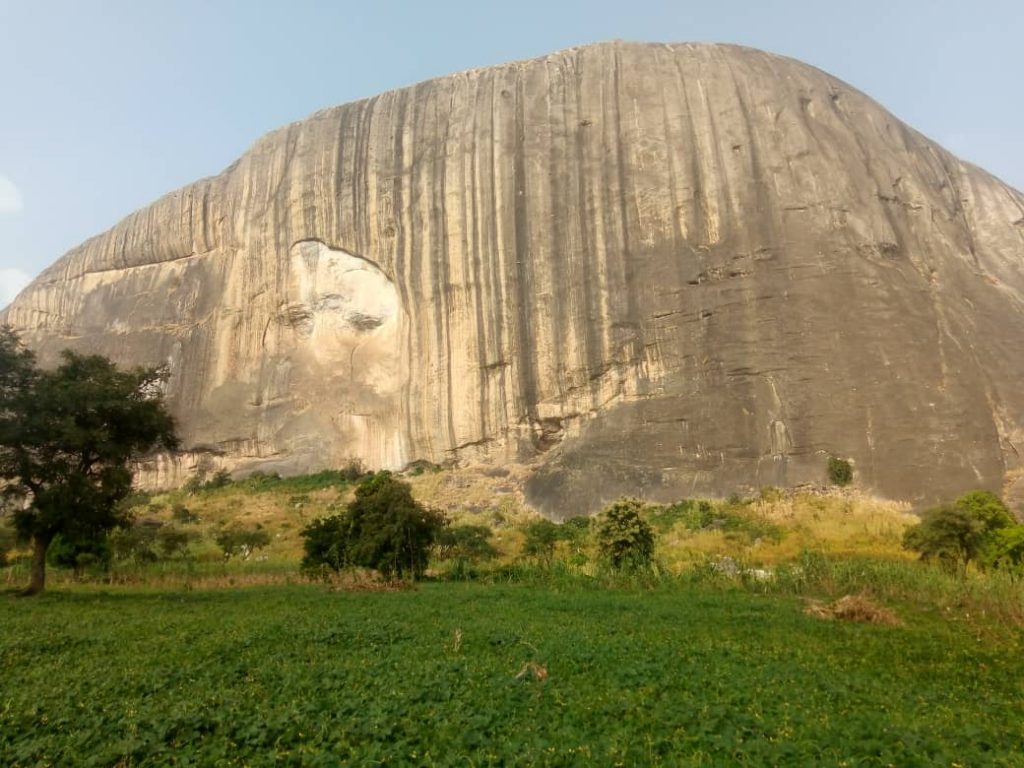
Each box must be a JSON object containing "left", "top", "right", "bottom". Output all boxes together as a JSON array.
[{"left": 5, "top": 42, "right": 1024, "bottom": 516}]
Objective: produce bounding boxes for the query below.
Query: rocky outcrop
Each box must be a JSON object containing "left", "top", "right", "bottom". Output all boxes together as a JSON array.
[{"left": 5, "top": 42, "right": 1024, "bottom": 515}]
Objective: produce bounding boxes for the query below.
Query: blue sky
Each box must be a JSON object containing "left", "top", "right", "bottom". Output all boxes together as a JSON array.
[{"left": 1, "top": 0, "right": 1020, "bottom": 304}]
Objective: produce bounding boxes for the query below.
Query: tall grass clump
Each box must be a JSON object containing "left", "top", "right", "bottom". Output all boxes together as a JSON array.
[{"left": 740, "top": 550, "right": 1024, "bottom": 627}]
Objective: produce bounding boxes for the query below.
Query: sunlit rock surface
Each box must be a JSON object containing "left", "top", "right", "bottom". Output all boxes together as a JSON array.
[{"left": 5, "top": 42, "right": 1024, "bottom": 515}]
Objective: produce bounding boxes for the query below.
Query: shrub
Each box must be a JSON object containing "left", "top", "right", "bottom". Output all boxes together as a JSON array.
[
  {"left": 594, "top": 498, "right": 655, "bottom": 569},
  {"left": 980, "top": 525, "right": 1024, "bottom": 574},
  {"left": 404, "top": 459, "right": 443, "bottom": 477},
  {"left": 240, "top": 467, "right": 362, "bottom": 494},
  {"left": 649, "top": 499, "right": 715, "bottom": 532},
  {"left": 109, "top": 525, "right": 159, "bottom": 563},
  {"left": 46, "top": 530, "right": 111, "bottom": 573},
  {"left": 300, "top": 472, "right": 444, "bottom": 579},
  {"left": 522, "top": 519, "right": 561, "bottom": 562},
  {"left": 903, "top": 490, "right": 1014, "bottom": 574},
  {"left": 300, "top": 515, "right": 347, "bottom": 572},
  {"left": 339, "top": 459, "right": 367, "bottom": 482},
  {"left": 561, "top": 515, "right": 591, "bottom": 538},
  {"left": 215, "top": 524, "right": 271, "bottom": 560},
  {"left": 560, "top": 515, "right": 592, "bottom": 551},
  {"left": 827, "top": 456, "right": 853, "bottom": 487},
  {"left": 184, "top": 468, "right": 233, "bottom": 494},
  {"left": 955, "top": 490, "right": 1016, "bottom": 530},
  {"left": 206, "top": 469, "right": 233, "bottom": 489},
  {"left": 435, "top": 525, "right": 497, "bottom": 563},
  {"left": 171, "top": 503, "right": 199, "bottom": 524},
  {"left": 156, "top": 527, "right": 194, "bottom": 559}
]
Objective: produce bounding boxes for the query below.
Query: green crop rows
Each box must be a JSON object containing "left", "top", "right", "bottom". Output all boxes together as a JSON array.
[{"left": 2, "top": 584, "right": 1022, "bottom": 766}]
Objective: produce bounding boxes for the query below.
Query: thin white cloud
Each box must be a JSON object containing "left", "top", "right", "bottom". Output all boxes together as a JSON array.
[
  {"left": 0, "top": 176, "right": 23, "bottom": 215},
  {"left": 0, "top": 267, "right": 31, "bottom": 307}
]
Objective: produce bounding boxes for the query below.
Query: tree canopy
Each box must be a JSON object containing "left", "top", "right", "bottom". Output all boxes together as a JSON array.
[
  {"left": 902, "top": 490, "right": 1018, "bottom": 575},
  {"left": 301, "top": 471, "right": 444, "bottom": 579},
  {"left": 594, "top": 498, "right": 655, "bottom": 569},
  {"left": 0, "top": 328, "right": 178, "bottom": 594}
]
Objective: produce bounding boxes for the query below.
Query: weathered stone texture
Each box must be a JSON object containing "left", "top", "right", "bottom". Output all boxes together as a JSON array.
[{"left": 5, "top": 42, "right": 1024, "bottom": 515}]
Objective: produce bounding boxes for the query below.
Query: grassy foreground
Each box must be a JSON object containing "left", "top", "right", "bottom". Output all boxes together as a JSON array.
[{"left": 3, "top": 582, "right": 1023, "bottom": 766}]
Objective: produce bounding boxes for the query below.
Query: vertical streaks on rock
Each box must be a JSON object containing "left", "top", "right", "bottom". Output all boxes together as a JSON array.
[{"left": 4, "top": 42, "right": 1024, "bottom": 513}]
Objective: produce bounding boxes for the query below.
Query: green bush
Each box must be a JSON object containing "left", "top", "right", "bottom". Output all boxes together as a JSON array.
[
  {"left": 171, "top": 503, "right": 199, "bottom": 524},
  {"left": 827, "top": 456, "right": 853, "bottom": 486},
  {"left": 560, "top": 515, "right": 592, "bottom": 562},
  {"left": 522, "top": 519, "right": 562, "bottom": 562},
  {"left": 214, "top": 524, "right": 271, "bottom": 560},
  {"left": 980, "top": 525, "right": 1024, "bottom": 574},
  {"left": 561, "top": 515, "right": 591, "bottom": 538},
  {"left": 955, "top": 490, "right": 1016, "bottom": 530},
  {"left": 594, "top": 498, "right": 655, "bottom": 569},
  {"left": 109, "top": 524, "right": 160, "bottom": 563},
  {"left": 646, "top": 499, "right": 780, "bottom": 543},
  {"left": 404, "top": 459, "right": 443, "bottom": 477},
  {"left": 660, "top": 500, "right": 716, "bottom": 531},
  {"left": 46, "top": 530, "right": 111, "bottom": 573},
  {"left": 156, "top": 526, "right": 194, "bottom": 559},
  {"left": 903, "top": 490, "right": 1014, "bottom": 574},
  {"left": 300, "top": 515, "right": 347, "bottom": 572},
  {"left": 300, "top": 472, "right": 444, "bottom": 579},
  {"left": 338, "top": 459, "right": 367, "bottom": 482},
  {"left": 239, "top": 465, "right": 364, "bottom": 494},
  {"left": 184, "top": 468, "right": 234, "bottom": 495},
  {"left": 435, "top": 525, "right": 496, "bottom": 563}
]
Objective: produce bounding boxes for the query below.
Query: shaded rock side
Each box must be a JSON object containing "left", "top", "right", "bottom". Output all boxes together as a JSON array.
[{"left": 5, "top": 42, "right": 1024, "bottom": 516}]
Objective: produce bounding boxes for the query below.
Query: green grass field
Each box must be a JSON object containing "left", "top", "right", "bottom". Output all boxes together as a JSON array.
[{"left": 3, "top": 582, "right": 1023, "bottom": 766}]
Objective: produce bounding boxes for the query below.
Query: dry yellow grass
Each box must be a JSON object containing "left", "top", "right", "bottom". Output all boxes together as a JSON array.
[
  {"left": 6, "top": 467, "right": 918, "bottom": 576},
  {"left": 656, "top": 490, "right": 918, "bottom": 568},
  {"left": 130, "top": 464, "right": 542, "bottom": 565},
  {"left": 804, "top": 594, "right": 902, "bottom": 626},
  {"left": 138, "top": 475, "right": 919, "bottom": 573}
]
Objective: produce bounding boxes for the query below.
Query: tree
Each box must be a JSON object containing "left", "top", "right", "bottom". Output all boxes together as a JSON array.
[
  {"left": 522, "top": 519, "right": 561, "bottom": 563},
  {"left": 300, "top": 471, "right": 444, "bottom": 579},
  {"left": 0, "top": 328, "right": 178, "bottom": 594},
  {"left": 301, "top": 513, "right": 348, "bottom": 572},
  {"left": 594, "top": 498, "right": 655, "bottom": 569},
  {"left": 980, "top": 525, "right": 1024, "bottom": 574},
  {"left": 902, "top": 490, "right": 1015, "bottom": 575},
  {"left": 215, "top": 524, "right": 271, "bottom": 560},
  {"left": 955, "top": 490, "right": 1016, "bottom": 531}
]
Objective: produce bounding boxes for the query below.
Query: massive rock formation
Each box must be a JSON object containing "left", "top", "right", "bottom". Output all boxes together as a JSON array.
[{"left": 5, "top": 42, "right": 1024, "bottom": 515}]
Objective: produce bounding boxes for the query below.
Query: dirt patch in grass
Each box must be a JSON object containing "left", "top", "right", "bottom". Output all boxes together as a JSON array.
[{"left": 804, "top": 594, "right": 902, "bottom": 626}]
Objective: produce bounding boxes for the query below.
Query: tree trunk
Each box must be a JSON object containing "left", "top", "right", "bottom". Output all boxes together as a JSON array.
[{"left": 22, "top": 535, "right": 51, "bottom": 596}]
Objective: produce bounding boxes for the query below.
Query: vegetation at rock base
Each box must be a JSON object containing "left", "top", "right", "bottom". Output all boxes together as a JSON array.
[
  {"left": 521, "top": 519, "right": 562, "bottom": 562},
  {"left": 184, "top": 462, "right": 366, "bottom": 497},
  {"left": 2, "top": 459, "right": 1024, "bottom": 764},
  {"left": 301, "top": 472, "right": 445, "bottom": 579},
  {"left": 827, "top": 455, "right": 853, "bottom": 486},
  {"left": 0, "top": 327, "right": 178, "bottom": 595},
  {"left": 434, "top": 525, "right": 497, "bottom": 564},
  {"left": 902, "top": 490, "right": 1021, "bottom": 574},
  {"left": 594, "top": 498, "right": 655, "bottom": 569}
]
